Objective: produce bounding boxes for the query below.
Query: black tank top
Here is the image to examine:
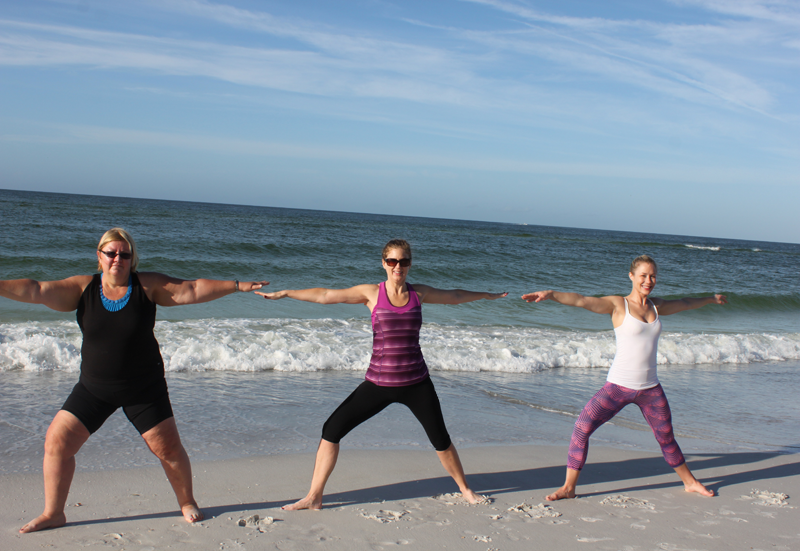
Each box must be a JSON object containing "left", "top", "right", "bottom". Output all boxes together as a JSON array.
[{"left": 77, "top": 273, "right": 165, "bottom": 402}]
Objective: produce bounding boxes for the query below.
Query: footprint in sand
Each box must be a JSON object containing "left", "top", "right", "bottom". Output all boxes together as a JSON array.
[
  {"left": 431, "top": 492, "right": 493, "bottom": 506},
  {"left": 359, "top": 509, "right": 408, "bottom": 523},
  {"left": 599, "top": 495, "right": 656, "bottom": 510},
  {"left": 739, "top": 489, "right": 791, "bottom": 507},
  {"left": 507, "top": 502, "right": 562, "bottom": 519},
  {"left": 236, "top": 514, "right": 275, "bottom": 532}
]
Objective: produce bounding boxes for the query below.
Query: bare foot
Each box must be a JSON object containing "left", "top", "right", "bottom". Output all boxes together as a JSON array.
[
  {"left": 181, "top": 503, "right": 204, "bottom": 522},
  {"left": 545, "top": 487, "right": 576, "bottom": 501},
  {"left": 684, "top": 480, "right": 715, "bottom": 497},
  {"left": 461, "top": 489, "right": 488, "bottom": 504},
  {"left": 282, "top": 495, "right": 322, "bottom": 510},
  {"left": 19, "top": 512, "right": 67, "bottom": 534}
]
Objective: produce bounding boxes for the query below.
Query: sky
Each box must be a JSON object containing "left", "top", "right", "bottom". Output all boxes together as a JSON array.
[{"left": 0, "top": 0, "right": 798, "bottom": 243}]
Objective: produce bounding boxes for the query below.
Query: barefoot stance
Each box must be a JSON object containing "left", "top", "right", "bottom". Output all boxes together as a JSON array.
[
  {"left": 182, "top": 503, "right": 204, "bottom": 522},
  {"left": 19, "top": 512, "right": 68, "bottom": 534},
  {"left": 282, "top": 496, "right": 323, "bottom": 511},
  {"left": 685, "top": 480, "right": 714, "bottom": 497},
  {"left": 546, "top": 487, "right": 576, "bottom": 502},
  {"left": 461, "top": 489, "right": 487, "bottom": 504},
  {"left": 524, "top": 263, "right": 726, "bottom": 507},
  {"left": 262, "top": 242, "right": 503, "bottom": 517}
]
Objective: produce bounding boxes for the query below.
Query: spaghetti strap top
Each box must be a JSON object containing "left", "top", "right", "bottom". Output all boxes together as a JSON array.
[
  {"left": 365, "top": 282, "right": 429, "bottom": 387},
  {"left": 606, "top": 298, "right": 661, "bottom": 390}
]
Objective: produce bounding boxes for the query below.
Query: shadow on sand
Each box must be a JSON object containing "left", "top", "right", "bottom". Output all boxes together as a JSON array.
[{"left": 63, "top": 450, "right": 798, "bottom": 528}]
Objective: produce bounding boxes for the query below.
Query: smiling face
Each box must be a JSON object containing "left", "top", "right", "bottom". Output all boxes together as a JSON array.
[
  {"left": 383, "top": 247, "right": 412, "bottom": 284},
  {"left": 629, "top": 261, "right": 657, "bottom": 296},
  {"left": 97, "top": 240, "right": 133, "bottom": 279}
]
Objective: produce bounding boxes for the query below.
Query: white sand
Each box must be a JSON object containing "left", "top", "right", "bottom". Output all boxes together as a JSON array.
[{"left": 2, "top": 444, "right": 797, "bottom": 550}]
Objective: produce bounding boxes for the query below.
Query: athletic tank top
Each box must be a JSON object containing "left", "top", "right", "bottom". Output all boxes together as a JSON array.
[
  {"left": 606, "top": 298, "right": 661, "bottom": 390},
  {"left": 365, "top": 282, "right": 429, "bottom": 387},
  {"left": 77, "top": 273, "right": 165, "bottom": 400}
]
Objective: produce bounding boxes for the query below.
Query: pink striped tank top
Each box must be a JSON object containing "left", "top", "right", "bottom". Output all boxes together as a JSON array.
[{"left": 365, "top": 282, "right": 429, "bottom": 387}]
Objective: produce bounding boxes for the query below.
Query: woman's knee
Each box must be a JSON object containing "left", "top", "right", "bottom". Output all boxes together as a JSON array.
[
  {"left": 142, "top": 419, "right": 186, "bottom": 461},
  {"left": 44, "top": 411, "right": 89, "bottom": 458}
]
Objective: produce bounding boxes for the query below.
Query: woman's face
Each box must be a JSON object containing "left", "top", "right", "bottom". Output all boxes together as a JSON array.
[
  {"left": 629, "top": 262, "right": 657, "bottom": 295},
  {"left": 382, "top": 247, "right": 412, "bottom": 284},
  {"left": 97, "top": 240, "right": 132, "bottom": 278}
]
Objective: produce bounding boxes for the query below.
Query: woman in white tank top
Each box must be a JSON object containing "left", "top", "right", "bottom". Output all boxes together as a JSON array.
[{"left": 523, "top": 255, "right": 727, "bottom": 502}]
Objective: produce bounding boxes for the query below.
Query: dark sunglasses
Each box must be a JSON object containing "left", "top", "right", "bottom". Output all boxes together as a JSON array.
[
  {"left": 384, "top": 258, "right": 411, "bottom": 267},
  {"left": 100, "top": 250, "right": 133, "bottom": 260}
]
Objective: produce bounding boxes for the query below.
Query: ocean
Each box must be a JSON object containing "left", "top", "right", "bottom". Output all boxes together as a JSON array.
[{"left": 1, "top": 188, "right": 799, "bottom": 474}]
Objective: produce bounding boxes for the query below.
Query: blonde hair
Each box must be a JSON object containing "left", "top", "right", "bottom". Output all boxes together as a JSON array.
[
  {"left": 629, "top": 254, "right": 657, "bottom": 274},
  {"left": 97, "top": 228, "right": 139, "bottom": 272},
  {"left": 382, "top": 239, "right": 412, "bottom": 259}
]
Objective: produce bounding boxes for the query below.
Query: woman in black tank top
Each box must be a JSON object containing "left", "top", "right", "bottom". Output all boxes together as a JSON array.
[{"left": 0, "top": 228, "right": 268, "bottom": 534}]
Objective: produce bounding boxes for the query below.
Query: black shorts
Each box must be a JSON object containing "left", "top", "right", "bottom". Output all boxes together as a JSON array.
[
  {"left": 61, "top": 380, "right": 174, "bottom": 435},
  {"left": 322, "top": 377, "right": 452, "bottom": 451}
]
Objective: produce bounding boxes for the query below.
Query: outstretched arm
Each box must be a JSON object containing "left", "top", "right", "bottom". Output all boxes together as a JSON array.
[
  {"left": 256, "top": 284, "right": 377, "bottom": 306},
  {"left": 413, "top": 284, "right": 507, "bottom": 305},
  {"left": 521, "top": 290, "right": 619, "bottom": 315},
  {"left": 0, "top": 276, "right": 91, "bottom": 312},
  {"left": 140, "top": 272, "right": 269, "bottom": 307},
  {"left": 651, "top": 294, "right": 727, "bottom": 316}
]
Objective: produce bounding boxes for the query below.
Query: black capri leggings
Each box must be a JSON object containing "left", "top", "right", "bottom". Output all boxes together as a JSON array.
[{"left": 321, "top": 377, "right": 452, "bottom": 451}]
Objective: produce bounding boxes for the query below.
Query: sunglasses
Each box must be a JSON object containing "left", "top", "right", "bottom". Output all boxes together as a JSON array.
[
  {"left": 384, "top": 258, "right": 411, "bottom": 267},
  {"left": 100, "top": 250, "right": 133, "bottom": 260}
]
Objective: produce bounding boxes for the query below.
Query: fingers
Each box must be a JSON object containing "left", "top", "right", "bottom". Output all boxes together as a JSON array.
[
  {"left": 255, "top": 290, "right": 283, "bottom": 300},
  {"left": 241, "top": 281, "right": 269, "bottom": 292}
]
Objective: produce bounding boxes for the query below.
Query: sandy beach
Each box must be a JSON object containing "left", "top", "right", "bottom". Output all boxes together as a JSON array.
[{"left": 2, "top": 444, "right": 797, "bottom": 550}]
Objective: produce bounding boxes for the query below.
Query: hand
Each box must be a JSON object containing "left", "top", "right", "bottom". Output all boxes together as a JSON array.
[
  {"left": 255, "top": 290, "right": 286, "bottom": 300},
  {"left": 521, "top": 291, "right": 552, "bottom": 303},
  {"left": 240, "top": 281, "right": 269, "bottom": 292},
  {"left": 487, "top": 292, "right": 508, "bottom": 301},
  {"left": 713, "top": 294, "right": 728, "bottom": 305}
]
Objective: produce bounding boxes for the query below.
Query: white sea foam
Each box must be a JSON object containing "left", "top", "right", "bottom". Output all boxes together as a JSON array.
[
  {"left": 684, "top": 244, "right": 721, "bottom": 251},
  {"left": 2, "top": 319, "right": 800, "bottom": 374}
]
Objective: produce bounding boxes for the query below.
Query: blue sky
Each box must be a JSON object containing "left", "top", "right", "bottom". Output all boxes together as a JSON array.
[{"left": 1, "top": 0, "right": 798, "bottom": 243}]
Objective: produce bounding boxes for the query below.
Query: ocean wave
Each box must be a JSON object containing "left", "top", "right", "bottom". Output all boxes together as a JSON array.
[
  {"left": 2, "top": 319, "right": 800, "bottom": 374},
  {"left": 684, "top": 244, "right": 721, "bottom": 251}
]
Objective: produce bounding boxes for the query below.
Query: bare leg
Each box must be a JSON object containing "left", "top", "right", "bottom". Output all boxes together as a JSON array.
[
  {"left": 283, "top": 439, "right": 339, "bottom": 510},
  {"left": 546, "top": 467, "right": 580, "bottom": 501},
  {"left": 675, "top": 463, "right": 714, "bottom": 496},
  {"left": 20, "top": 410, "right": 90, "bottom": 533},
  {"left": 436, "top": 444, "right": 484, "bottom": 504},
  {"left": 141, "top": 417, "right": 203, "bottom": 522}
]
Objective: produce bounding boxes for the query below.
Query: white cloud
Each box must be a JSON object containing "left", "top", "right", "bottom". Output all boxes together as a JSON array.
[{"left": 1, "top": 0, "right": 794, "bottom": 119}]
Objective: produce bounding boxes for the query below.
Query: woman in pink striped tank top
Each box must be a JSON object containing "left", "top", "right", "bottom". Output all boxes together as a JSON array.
[
  {"left": 523, "top": 255, "right": 727, "bottom": 502},
  {"left": 258, "top": 239, "right": 506, "bottom": 510}
]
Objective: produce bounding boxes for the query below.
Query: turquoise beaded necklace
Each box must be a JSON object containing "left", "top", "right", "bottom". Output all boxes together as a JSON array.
[{"left": 100, "top": 274, "right": 132, "bottom": 312}]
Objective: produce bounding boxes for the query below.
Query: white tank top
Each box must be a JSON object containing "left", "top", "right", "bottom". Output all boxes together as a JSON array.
[{"left": 606, "top": 298, "right": 661, "bottom": 390}]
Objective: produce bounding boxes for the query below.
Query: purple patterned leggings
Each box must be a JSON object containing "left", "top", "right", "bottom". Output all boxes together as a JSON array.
[{"left": 568, "top": 382, "right": 685, "bottom": 471}]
